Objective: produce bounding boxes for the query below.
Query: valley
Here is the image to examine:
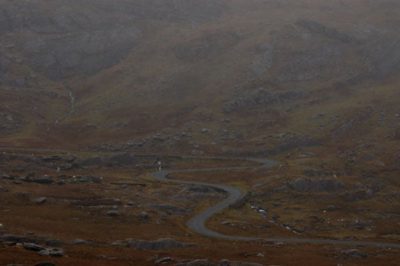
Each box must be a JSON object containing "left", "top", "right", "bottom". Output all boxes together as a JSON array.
[{"left": 1, "top": 0, "right": 400, "bottom": 265}]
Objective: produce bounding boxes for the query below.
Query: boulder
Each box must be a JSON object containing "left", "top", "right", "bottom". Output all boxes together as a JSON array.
[
  {"left": 32, "top": 197, "right": 47, "bottom": 204},
  {"left": 38, "top": 247, "right": 64, "bottom": 257},
  {"left": 69, "top": 175, "right": 103, "bottom": 184},
  {"left": 71, "top": 239, "right": 90, "bottom": 245},
  {"left": 22, "top": 242, "right": 46, "bottom": 251},
  {"left": 155, "top": 257, "right": 174, "bottom": 265},
  {"left": 32, "top": 176, "right": 54, "bottom": 185}
]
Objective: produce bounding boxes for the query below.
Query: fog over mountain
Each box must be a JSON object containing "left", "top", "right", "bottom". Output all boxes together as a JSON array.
[{"left": 1, "top": 1, "right": 400, "bottom": 265}]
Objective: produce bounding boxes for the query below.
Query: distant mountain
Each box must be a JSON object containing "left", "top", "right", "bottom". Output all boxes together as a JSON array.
[{"left": 1, "top": 0, "right": 399, "bottom": 166}]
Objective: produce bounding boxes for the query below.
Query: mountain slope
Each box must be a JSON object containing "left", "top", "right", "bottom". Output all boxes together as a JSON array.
[{"left": 0, "top": 0, "right": 399, "bottom": 166}]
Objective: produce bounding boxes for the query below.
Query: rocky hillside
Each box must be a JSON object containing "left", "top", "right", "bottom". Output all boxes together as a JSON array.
[{"left": 1, "top": 0, "right": 400, "bottom": 164}]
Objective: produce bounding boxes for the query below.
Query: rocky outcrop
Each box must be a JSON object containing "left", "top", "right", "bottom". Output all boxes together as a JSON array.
[{"left": 1, "top": 233, "right": 64, "bottom": 257}]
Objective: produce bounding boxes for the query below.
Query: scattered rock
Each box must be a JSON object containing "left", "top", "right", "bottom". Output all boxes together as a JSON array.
[
  {"left": 32, "top": 197, "right": 47, "bottom": 204},
  {"left": 71, "top": 239, "right": 90, "bottom": 245},
  {"left": 155, "top": 257, "right": 174, "bottom": 265},
  {"left": 23, "top": 242, "right": 46, "bottom": 251},
  {"left": 38, "top": 247, "right": 64, "bottom": 257},
  {"left": 69, "top": 175, "right": 103, "bottom": 184},
  {"left": 31, "top": 176, "right": 54, "bottom": 184},
  {"left": 201, "top": 128, "right": 210, "bottom": 133},
  {"left": 138, "top": 211, "right": 150, "bottom": 222}
]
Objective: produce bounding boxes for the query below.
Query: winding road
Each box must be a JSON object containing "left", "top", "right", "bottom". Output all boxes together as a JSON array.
[{"left": 151, "top": 157, "right": 400, "bottom": 249}]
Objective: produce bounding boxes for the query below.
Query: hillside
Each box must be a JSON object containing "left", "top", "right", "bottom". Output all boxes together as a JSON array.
[
  {"left": 1, "top": 1, "right": 400, "bottom": 265},
  {"left": 0, "top": 0, "right": 399, "bottom": 157}
]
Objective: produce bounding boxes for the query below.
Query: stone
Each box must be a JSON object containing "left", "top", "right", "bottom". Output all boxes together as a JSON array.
[
  {"left": 32, "top": 176, "right": 53, "bottom": 184},
  {"left": 155, "top": 257, "right": 174, "bottom": 265},
  {"left": 38, "top": 248, "right": 64, "bottom": 257},
  {"left": 22, "top": 242, "right": 46, "bottom": 251},
  {"left": 70, "top": 175, "right": 103, "bottom": 184},
  {"left": 33, "top": 197, "right": 47, "bottom": 204},
  {"left": 71, "top": 239, "right": 90, "bottom": 245},
  {"left": 176, "top": 259, "right": 214, "bottom": 266},
  {"left": 138, "top": 211, "right": 150, "bottom": 222}
]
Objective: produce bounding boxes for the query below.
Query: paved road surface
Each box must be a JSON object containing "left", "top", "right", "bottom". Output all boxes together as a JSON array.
[{"left": 151, "top": 157, "right": 400, "bottom": 248}]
